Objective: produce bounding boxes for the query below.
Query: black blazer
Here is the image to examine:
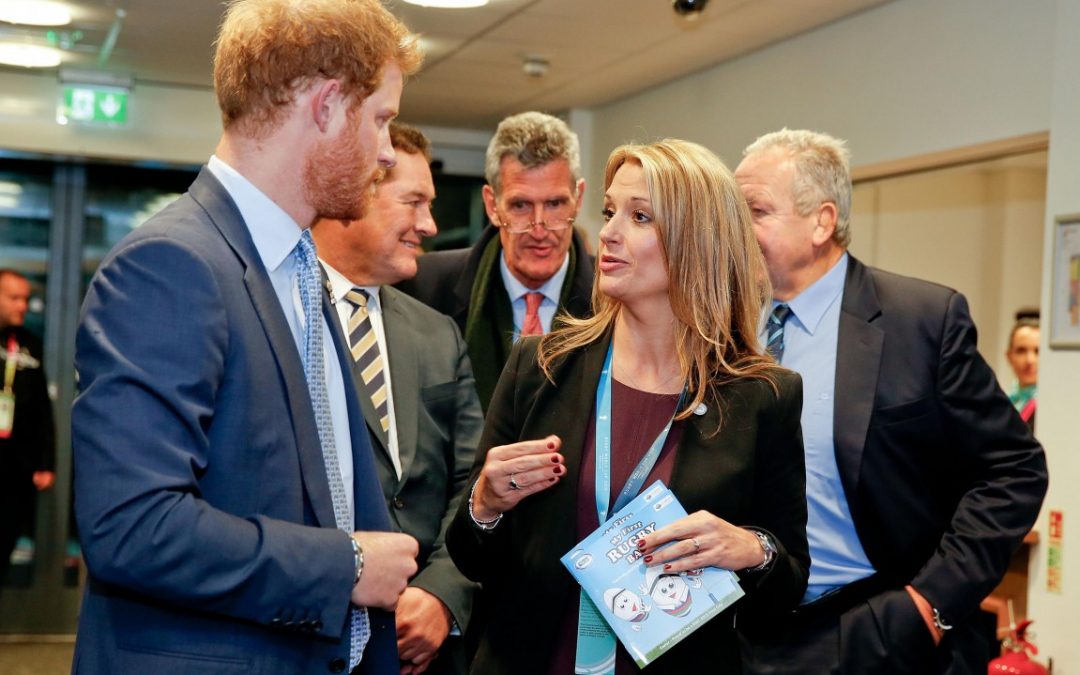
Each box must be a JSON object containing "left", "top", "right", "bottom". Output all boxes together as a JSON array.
[
  {"left": 446, "top": 334, "right": 809, "bottom": 674},
  {"left": 829, "top": 256, "right": 1047, "bottom": 672}
]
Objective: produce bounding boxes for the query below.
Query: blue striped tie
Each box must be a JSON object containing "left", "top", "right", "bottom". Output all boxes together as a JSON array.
[
  {"left": 294, "top": 229, "right": 369, "bottom": 669},
  {"left": 766, "top": 303, "right": 792, "bottom": 363}
]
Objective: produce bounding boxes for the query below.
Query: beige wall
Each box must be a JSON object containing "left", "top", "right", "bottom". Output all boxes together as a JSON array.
[{"left": 850, "top": 157, "right": 1047, "bottom": 385}]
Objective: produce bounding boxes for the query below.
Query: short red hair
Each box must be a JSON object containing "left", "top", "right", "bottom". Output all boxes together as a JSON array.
[{"left": 214, "top": 0, "right": 421, "bottom": 135}]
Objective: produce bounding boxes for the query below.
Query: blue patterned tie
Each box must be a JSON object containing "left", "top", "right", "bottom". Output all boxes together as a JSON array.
[
  {"left": 294, "top": 229, "right": 369, "bottom": 669},
  {"left": 766, "top": 303, "right": 792, "bottom": 363}
]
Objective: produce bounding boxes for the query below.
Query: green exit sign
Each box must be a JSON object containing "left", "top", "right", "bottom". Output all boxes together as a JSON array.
[{"left": 59, "top": 86, "right": 129, "bottom": 125}]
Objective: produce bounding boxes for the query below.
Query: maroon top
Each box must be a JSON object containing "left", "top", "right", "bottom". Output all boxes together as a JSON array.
[{"left": 548, "top": 378, "right": 685, "bottom": 675}]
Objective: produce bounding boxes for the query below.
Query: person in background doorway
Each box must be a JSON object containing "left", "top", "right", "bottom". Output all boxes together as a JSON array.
[
  {"left": 1006, "top": 309, "right": 1039, "bottom": 430},
  {"left": 0, "top": 269, "right": 55, "bottom": 594}
]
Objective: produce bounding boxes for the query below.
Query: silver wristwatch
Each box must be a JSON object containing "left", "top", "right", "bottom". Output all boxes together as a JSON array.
[
  {"left": 743, "top": 529, "right": 777, "bottom": 573},
  {"left": 350, "top": 536, "right": 364, "bottom": 586}
]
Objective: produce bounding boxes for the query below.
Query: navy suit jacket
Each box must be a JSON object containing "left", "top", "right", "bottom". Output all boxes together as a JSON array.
[{"left": 72, "top": 169, "right": 399, "bottom": 674}]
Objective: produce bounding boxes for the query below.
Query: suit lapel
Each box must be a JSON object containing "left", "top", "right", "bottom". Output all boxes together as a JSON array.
[
  {"left": 833, "top": 256, "right": 884, "bottom": 500},
  {"left": 189, "top": 170, "right": 337, "bottom": 529},
  {"left": 382, "top": 290, "right": 419, "bottom": 490}
]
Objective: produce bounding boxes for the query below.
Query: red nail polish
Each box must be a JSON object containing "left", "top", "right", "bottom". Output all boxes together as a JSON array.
[
  {"left": 549, "top": 477, "right": 557, "bottom": 482},
  {"left": 643, "top": 555, "right": 652, "bottom": 563},
  {"left": 553, "top": 466, "right": 563, "bottom": 475},
  {"left": 636, "top": 540, "right": 646, "bottom": 549},
  {"left": 548, "top": 441, "right": 556, "bottom": 449},
  {"left": 663, "top": 564, "right": 672, "bottom": 571},
  {"left": 551, "top": 455, "right": 560, "bottom": 463}
]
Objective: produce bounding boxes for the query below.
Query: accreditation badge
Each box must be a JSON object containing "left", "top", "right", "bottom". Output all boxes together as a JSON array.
[{"left": 0, "top": 391, "right": 14, "bottom": 438}]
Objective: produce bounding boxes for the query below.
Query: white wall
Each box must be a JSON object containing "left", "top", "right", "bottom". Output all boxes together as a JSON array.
[
  {"left": 1027, "top": 0, "right": 1080, "bottom": 670},
  {"left": 0, "top": 70, "right": 493, "bottom": 175},
  {"left": 0, "top": 70, "right": 221, "bottom": 165},
  {"left": 585, "top": 0, "right": 1055, "bottom": 231}
]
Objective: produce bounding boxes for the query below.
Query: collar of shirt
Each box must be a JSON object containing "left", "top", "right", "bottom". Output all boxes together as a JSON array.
[
  {"left": 497, "top": 248, "right": 570, "bottom": 306},
  {"left": 779, "top": 252, "right": 849, "bottom": 334},
  {"left": 321, "top": 262, "right": 382, "bottom": 313},
  {"left": 207, "top": 155, "right": 301, "bottom": 274}
]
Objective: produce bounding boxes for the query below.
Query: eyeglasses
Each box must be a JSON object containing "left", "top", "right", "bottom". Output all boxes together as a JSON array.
[{"left": 493, "top": 216, "right": 575, "bottom": 234}]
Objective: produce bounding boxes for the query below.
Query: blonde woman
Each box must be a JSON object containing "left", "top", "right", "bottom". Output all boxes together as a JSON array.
[{"left": 447, "top": 140, "right": 808, "bottom": 674}]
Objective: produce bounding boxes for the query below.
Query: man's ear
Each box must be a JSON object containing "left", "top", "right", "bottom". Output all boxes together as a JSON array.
[
  {"left": 811, "top": 202, "right": 838, "bottom": 247},
  {"left": 309, "top": 79, "right": 343, "bottom": 134},
  {"left": 482, "top": 184, "right": 499, "bottom": 224},
  {"left": 574, "top": 178, "right": 586, "bottom": 203}
]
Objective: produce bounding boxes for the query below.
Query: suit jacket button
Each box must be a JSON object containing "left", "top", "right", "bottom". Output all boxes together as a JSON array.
[
  {"left": 393, "top": 497, "right": 405, "bottom": 509},
  {"left": 329, "top": 657, "right": 347, "bottom": 672}
]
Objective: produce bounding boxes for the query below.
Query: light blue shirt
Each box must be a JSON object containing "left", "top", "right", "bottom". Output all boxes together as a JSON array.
[
  {"left": 764, "top": 253, "right": 876, "bottom": 603},
  {"left": 208, "top": 156, "right": 356, "bottom": 526},
  {"left": 499, "top": 250, "right": 570, "bottom": 340}
]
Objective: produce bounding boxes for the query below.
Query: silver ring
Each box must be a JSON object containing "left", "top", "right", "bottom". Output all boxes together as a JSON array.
[
  {"left": 509, "top": 474, "right": 520, "bottom": 490},
  {"left": 690, "top": 537, "right": 701, "bottom": 552}
]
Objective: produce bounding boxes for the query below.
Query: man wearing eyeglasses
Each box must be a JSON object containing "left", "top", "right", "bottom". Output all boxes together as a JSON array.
[{"left": 399, "top": 111, "right": 594, "bottom": 411}]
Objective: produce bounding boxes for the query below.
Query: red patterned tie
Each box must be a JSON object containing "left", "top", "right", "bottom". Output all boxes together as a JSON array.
[{"left": 521, "top": 292, "right": 544, "bottom": 337}]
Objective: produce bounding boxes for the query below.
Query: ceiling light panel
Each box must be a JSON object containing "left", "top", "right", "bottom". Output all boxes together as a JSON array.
[{"left": 0, "top": 1, "right": 73, "bottom": 27}]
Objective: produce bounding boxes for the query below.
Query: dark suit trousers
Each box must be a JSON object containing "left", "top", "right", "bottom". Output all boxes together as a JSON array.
[{"left": 740, "top": 579, "right": 988, "bottom": 675}]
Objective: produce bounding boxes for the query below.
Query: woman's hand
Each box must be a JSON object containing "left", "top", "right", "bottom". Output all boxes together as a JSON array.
[
  {"left": 472, "top": 435, "right": 566, "bottom": 520},
  {"left": 637, "top": 510, "right": 766, "bottom": 574}
]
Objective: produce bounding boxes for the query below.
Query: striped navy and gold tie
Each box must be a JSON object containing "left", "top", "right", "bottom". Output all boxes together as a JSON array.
[{"left": 344, "top": 289, "right": 390, "bottom": 434}]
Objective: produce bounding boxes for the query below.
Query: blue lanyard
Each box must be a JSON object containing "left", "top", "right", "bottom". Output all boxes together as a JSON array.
[{"left": 594, "top": 342, "right": 685, "bottom": 523}]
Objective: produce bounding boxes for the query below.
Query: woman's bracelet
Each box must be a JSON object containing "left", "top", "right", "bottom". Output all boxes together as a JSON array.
[{"left": 468, "top": 480, "right": 503, "bottom": 531}]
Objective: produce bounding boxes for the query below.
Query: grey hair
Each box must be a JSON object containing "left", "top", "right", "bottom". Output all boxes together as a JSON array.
[
  {"left": 743, "top": 128, "right": 852, "bottom": 247},
  {"left": 485, "top": 112, "right": 581, "bottom": 194}
]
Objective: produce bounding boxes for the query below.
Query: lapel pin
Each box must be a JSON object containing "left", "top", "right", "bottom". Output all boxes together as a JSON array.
[{"left": 693, "top": 402, "right": 707, "bottom": 416}]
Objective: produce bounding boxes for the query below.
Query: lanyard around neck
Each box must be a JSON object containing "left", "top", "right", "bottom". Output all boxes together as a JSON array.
[
  {"left": 593, "top": 341, "right": 685, "bottom": 523},
  {"left": 3, "top": 334, "right": 18, "bottom": 393}
]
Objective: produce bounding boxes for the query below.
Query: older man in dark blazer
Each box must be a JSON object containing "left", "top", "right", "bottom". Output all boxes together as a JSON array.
[
  {"left": 397, "top": 112, "right": 593, "bottom": 411},
  {"left": 735, "top": 129, "right": 1047, "bottom": 675},
  {"left": 313, "top": 122, "right": 482, "bottom": 675},
  {"left": 72, "top": 3, "right": 422, "bottom": 673}
]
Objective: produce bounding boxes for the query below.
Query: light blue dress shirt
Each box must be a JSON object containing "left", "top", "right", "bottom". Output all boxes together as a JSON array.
[
  {"left": 498, "top": 250, "right": 570, "bottom": 340},
  {"left": 765, "top": 253, "right": 876, "bottom": 603},
  {"left": 208, "top": 156, "right": 356, "bottom": 524}
]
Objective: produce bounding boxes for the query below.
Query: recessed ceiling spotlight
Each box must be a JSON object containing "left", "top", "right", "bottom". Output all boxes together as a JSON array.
[
  {"left": 401, "top": 0, "right": 489, "bottom": 7},
  {"left": 0, "top": 1, "right": 73, "bottom": 27},
  {"left": 0, "top": 42, "right": 63, "bottom": 68},
  {"left": 672, "top": 0, "right": 709, "bottom": 18}
]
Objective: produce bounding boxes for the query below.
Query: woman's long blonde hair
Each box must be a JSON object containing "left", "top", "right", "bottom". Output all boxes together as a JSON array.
[{"left": 538, "top": 139, "right": 780, "bottom": 423}]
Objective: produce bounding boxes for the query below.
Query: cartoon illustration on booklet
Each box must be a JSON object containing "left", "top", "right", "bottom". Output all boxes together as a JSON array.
[{"left": 562, "top": 481, "right": 745, "bottom": 668}]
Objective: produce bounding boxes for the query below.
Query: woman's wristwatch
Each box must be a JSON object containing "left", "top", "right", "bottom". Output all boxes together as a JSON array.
[{"left": 742, "top": 529, "right": 777, "bottom": 572}]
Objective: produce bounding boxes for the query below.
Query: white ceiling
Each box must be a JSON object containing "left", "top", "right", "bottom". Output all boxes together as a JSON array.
[{"left": 0, "top": 0, "right": 891, "bottom": 130}]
